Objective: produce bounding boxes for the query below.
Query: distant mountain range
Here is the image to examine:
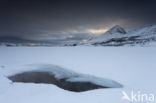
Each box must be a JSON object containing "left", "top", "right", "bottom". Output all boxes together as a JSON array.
[
  {"left": 0, "top": 36, "right": 61, "bottom": 46},
  {"left": 76, "top": 25, "right": 156, "bottom": 46},
  {"left": 1, "top": 25, "right": 156, "bottom": 46}
]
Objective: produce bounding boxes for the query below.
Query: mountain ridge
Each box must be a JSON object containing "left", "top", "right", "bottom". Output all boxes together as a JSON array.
[
  {"left": 85, "top": 25, "right": 156, "bottom": 46},
  {"left": 1, "top": 25, "right": 156, "bottom": 46}
]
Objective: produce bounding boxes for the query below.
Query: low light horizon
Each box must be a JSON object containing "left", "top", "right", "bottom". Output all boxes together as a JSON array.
[{"left": 0, "top": 0, "right": 156, "bottom": 42}]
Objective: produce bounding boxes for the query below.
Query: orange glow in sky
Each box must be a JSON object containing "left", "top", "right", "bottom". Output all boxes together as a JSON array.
[{"left": 87, "top": 28, "right": 109, "bottom": 35}]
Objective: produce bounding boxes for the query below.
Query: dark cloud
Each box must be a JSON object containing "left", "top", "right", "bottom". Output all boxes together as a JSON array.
[{"left": 0, "top": 0, "right": 156, "bottom": 41}]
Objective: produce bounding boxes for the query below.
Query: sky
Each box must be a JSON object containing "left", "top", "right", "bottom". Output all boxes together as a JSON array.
[{"left": 0, "top": 0, "right": 156, "bottom": 42}]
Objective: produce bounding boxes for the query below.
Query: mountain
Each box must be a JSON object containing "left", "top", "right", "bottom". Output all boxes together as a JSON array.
[
  {"left": 1, "top": 25, "right": 156, "bottom": 47},
  {"left": 84, "top": 25, "right": 156, "bottom": 46},
  {"left": 105, "top": 25, "right": 126, "bottom": 34},
  {"left": 85, "top": 25, "right": 127, "bottom": 45}
]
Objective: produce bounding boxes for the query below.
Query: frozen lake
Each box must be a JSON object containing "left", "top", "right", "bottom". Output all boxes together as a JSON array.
[{"left": 0, "top": 47, "right": 155, "bottom": 103}]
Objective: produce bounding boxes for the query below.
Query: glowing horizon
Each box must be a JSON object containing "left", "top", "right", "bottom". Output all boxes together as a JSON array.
[{"left": 87, "top": 28, "right": 109, "bottom": 35}]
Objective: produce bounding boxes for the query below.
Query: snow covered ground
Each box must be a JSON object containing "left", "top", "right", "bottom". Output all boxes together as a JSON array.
[{"left": 0, "top": 47, "right": 155, "bottom": 103}]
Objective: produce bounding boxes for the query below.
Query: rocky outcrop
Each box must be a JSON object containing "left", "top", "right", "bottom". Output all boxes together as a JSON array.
[{"left": 8, "top": 71, "right": 108, "bottom": 92}]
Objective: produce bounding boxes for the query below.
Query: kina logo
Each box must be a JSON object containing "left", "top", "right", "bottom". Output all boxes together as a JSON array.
[{"left": 121, "top": 91, "right": 155, "bottom": 102}]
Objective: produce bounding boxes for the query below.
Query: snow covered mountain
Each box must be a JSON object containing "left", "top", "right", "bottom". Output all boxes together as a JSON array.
[
  {"left": 104, "top": 25, "right": 126, "bottom": 34},
  {"left": 83, "top": 25, "right": 156, "bottom": 46},
  {"left": 86, "top": 25, "right": 127, "bottom": 45},
  {"left": 1, "top": 25, "right": 156, "bottom": 47}
]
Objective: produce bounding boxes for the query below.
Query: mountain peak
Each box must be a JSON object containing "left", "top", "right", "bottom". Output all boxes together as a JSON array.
[{"left": 107, "top": 25, "right": 126, "bottom": 34}]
